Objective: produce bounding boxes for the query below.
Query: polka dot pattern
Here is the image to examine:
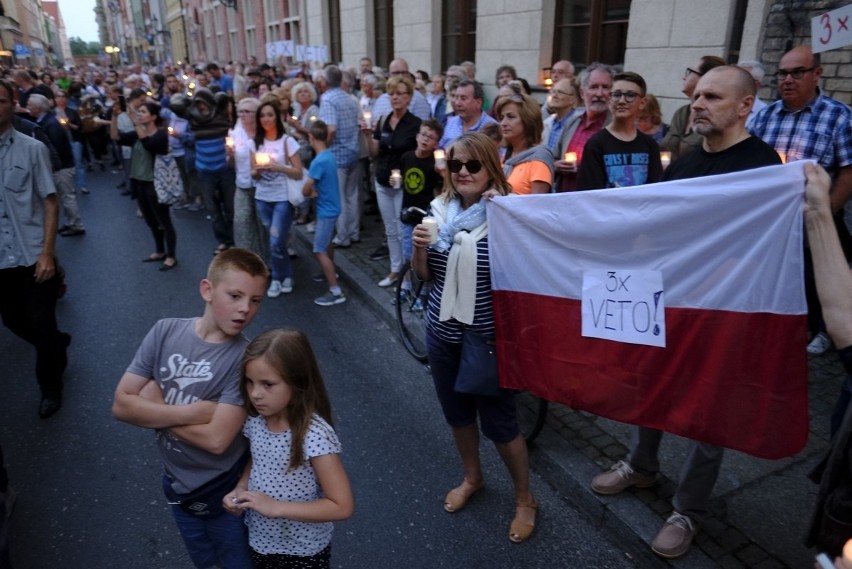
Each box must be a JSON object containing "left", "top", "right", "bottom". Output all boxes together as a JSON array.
[{"left": 243, "top": 414, "right": 341, "bottom": 556}]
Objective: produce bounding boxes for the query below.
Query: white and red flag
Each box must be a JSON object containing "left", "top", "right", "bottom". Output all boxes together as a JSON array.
[{"left": 489, "top": 163, "right": 809, "bottom": 459}]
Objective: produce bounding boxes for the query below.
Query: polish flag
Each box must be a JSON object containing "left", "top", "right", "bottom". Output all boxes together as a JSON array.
[{"left": 489, "top": 163, "right": 808, "bottom": 459}]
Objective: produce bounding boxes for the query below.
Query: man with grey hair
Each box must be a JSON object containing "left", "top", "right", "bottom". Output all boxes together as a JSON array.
[
  {"left": 737, "top": 59, "right": 767, "bottom": 128},
  {"left": 551, "top": 62, "right": 613, "bottom": 191},
  {"left": 437, "top": 79, "right": 496, "bottom": 148},
  {"left": 27, "top": 93, "right": 84, "bottom": 236},
  {"left": 318, "top": 65, "right": 362, "bottom": 248}
]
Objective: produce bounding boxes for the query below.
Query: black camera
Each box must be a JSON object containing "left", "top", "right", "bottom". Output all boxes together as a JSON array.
[{"left": 400, "top": 206, "right": 428, "bottom": 225}]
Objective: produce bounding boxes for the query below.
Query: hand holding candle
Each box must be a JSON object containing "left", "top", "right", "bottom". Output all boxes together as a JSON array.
[
  {"left": 434, "top": 149, "right": 446, "bottom": 170},
  {"left": 389, "top": 169, "right": 402, "bottom": 189},
  {"left": 660, "top": 151, "right": 671, "bottom": 169},
  {"left": 563, "top": 151, "right": 578, "bottom": 172},
  {"left": 362, "top": 111, "right": 372, "bottom": 128},
  {"left": 255, "top": 152, "right": 270, "bottom": 167}
]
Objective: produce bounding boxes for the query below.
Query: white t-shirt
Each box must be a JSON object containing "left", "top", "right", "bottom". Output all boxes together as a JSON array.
[
  {"left": 244, "top": 413, "right": 342, "bottom": 556},
  {"left": 252, "top": 136, "right": 300, "bottom": 202}
]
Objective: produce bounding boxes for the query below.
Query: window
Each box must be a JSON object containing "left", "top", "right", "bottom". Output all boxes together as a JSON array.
[
  {"left": 553, "top": 0, "right": 630, "bottom": 66},
  {"left": 328, "top": 0, "right": 341, "bottom": 63},
  {"left": 442, "top": 0, "right": 476, "bottom": 70},
  {"left": 374, "top": 0, "right": 393, "bottom": 68}
]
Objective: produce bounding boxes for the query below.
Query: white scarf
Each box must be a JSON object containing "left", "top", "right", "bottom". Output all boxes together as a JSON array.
[{"left": 430, "top": 197, "right": 489, "bottom": 325}]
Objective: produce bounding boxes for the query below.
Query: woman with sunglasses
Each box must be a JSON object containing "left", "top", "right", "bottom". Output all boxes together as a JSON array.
[
  {"left": 365, "top": 75, "right": 422, "bottom": 288},
  {"left": 661, "top": 56, "right": 725, "bottom": 161},
  {"left": 411, "top": 132, "right": 538, "bottom": 544},
  {"left": 494, "top": 92, "right": 553, "bottom": 194}
]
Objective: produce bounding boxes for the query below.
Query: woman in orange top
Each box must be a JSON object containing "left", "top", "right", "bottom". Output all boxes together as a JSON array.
[{"left": 494, "top": 93, "right": 553, "bottom": 194}]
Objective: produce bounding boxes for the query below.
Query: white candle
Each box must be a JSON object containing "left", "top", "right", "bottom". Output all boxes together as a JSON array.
[
  {"left": 225, "top": 136, "right": 234, "bottom": 149},
  {"left": 422, "top": 217, "right": 439, "bottom": 244},
  {"left": 362, "top": 111, "right": 372, "bottom": 125},
  {"left": 433, "top": 149, "right": 446, "bottom": 169},
  {"left": 168, "top": 126, "right": 175, "bottom": 135},
  {"left": 563, "top": 151, "right": 577, "bottom": 167},
  {"left": 660, "top": 151, "right": 671, "bottom": 169},
  {"left": 255, "top": 152, "right": 270, "bottom": 166},
  {"left": 389, "top": 169, "right": 402, "bottom": 189}
]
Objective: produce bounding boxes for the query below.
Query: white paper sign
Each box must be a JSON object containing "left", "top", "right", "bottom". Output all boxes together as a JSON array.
[
  {"left": 581, "top": 269, "right": 666, "bottom": 347},
  {"left": 812, "top": 4, "right": 852, "bottom": 53},
  {"left": 278, "top": 40, "right": 295, "bottom": 57}
]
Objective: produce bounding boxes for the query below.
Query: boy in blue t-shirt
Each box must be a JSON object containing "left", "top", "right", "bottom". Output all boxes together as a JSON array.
[{"left": 302, "top": 120, "right": 345, "bottom": 306}]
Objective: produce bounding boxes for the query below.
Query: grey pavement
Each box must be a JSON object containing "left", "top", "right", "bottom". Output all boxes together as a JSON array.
[{"left": 292, "top": 198, "right": 844, "bottom": 569}]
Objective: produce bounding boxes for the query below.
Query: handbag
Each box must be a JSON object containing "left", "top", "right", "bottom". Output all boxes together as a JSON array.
[
  {"left": 455, "top": 331, "right": 502, "bottom": 397},
  {"left": 153, "top": 153, "right": 184, "bottom": 205},
  {"left": 284, "top": 136, "right": 308, "bottom": 207}
]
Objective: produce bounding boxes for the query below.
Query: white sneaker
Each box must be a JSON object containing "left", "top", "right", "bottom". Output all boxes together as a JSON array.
[
  {"left": 280, "top": 277, "right": 294, "bottom": 294},
  {"left": 267, "top": 280, "right": 282, "bottom": 298},
  {"left": 807, "top": 332, "right": 832, "bottom": 355}
]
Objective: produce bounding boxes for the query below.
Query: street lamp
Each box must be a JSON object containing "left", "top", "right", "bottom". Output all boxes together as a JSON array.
[{"left": 105, "top": 45, "right": 120, "bottom": 66}]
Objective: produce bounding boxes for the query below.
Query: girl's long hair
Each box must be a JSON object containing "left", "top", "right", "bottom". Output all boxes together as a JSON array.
[{"left": 240, "top": 328, "right": 333, "bottom": 471}]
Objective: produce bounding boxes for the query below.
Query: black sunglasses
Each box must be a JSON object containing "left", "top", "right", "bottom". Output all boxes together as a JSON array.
[{"left": 447, "top": 159, "right": 483, "bottom": 174}]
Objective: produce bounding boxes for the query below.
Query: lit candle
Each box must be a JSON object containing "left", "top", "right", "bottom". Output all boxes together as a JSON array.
[
  {"left": 362, "top": 111, "right": 372, "bottom": 125},
  {"left": 168, "top": 126, "right": 175, "bottom": 135},
  {"left": 255, "top": 152, "right": 270, "bottom": 166},
  {"left": 563, "top": 151, "right": 578, "bottom": 168},
  {"left": 225, "top": 136, "right": 235, "bottom": 149},
  {"left": 309, "top": 115, "right": 317, "bottom": 122},
  {"left": 188, "top": 82, "right": 196, "bottom": 90},
  {"left": 291, "top": 115, "right": 298, "bottom": 121},
  {"left": 777, "top": 152, "right": 786, "bottom": 164},
  {"left": 433, "top": 149, "right": 446, "bottom": 169},
  {"left": 59, "top": 117, "right": 68, "bottom": 126},
  {"left": 146, "top": 91, "right": 153, "bottom": 97},
  {"left": 660, "top": 151, "right": 671, "bottom": 169},
  {"left": 389, "top": 169, "right": 402, "bottom": 188}
]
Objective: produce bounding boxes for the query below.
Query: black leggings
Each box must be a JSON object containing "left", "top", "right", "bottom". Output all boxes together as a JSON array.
[{"left": 133, "top": 179, "right": 177, "bottom": 259}]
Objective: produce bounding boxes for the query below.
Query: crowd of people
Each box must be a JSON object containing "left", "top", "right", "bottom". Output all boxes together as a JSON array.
[{"left": 0, "top": 42, "right": 851, "bottom": 567}]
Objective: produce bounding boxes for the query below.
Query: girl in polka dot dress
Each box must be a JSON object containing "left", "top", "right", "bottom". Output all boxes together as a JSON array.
[{"left": 224, "top": 328, "right": 354, "bottom": 569}]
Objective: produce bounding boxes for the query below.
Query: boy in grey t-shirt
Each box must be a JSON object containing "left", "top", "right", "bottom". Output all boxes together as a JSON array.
[{"left": 112, "top": 249, "right": 269, "bottom": 569}]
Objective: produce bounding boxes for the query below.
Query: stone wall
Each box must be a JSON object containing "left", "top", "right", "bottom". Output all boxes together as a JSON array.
[{"left": 760, "top": 1, "right": 851, "bottom": 105}]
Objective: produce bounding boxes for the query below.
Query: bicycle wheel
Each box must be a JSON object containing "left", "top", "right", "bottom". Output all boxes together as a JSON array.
[
  {"left": 396, "top": 263, "right": 429, "bottom": 362},
  {"left": 515, "top": 392, "right": 549, "bottom": 443}
]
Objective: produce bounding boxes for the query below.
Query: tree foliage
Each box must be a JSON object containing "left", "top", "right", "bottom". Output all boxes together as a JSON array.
[{"left": 69, "top": 37, "right": 102, "bottom": 56}]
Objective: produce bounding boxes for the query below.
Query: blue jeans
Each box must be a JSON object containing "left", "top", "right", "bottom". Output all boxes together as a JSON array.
[
  {"left": 401, "top": 222, "right": 414, "bottom": 263},
  {"left": 71, "top": 140, "right": 86, "bottom": 190},
  {"left": 256, "top": 199, "right": 294, "bottom": 281},
  {"left": 171, "top": 505, "right": 253, "bottom": 569}
]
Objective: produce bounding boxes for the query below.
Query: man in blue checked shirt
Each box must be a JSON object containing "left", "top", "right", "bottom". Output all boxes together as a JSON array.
[
  {"left": 750, "top": 45, "right": 852, "bottom": 358},
  {"left": 317, "top": 65, "right": 362, "bottom": 248}
]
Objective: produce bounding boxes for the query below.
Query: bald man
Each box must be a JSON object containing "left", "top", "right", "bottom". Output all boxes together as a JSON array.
[
  {"left": 750, "top": 45, "right": 852, "bottom": 356},
  {"left": 590, "top": 66, "right": 781, "bottom": 560}
]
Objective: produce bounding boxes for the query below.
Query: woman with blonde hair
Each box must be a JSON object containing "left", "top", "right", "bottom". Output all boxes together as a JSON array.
[
  {"left": 411, "top": 132, "right": 538, "bottom": 544},
  {"left": 636, "top": 93, "right": 669, "bottom": 144},
  {"left": 494, "top": 93, "right": 553, "bottom": 194},
  {"left": 365, "top": 74, "right": 421, "bottom": 288}
]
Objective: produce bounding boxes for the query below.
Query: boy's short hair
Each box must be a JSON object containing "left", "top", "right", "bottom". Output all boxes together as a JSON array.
[
  {"left": 420, "top": 118, "right": 443, "bottom": 140},
  {"left": 207, "top": 248, "right": 269, "bottom": 284},
  {"left": 309, "top": 119, "right": 328, "bottom": 143},
  {"left": 479, "top": 122, "right": 503, "bottom": 144},
  {"left": 612, "top": 71, "right": 647, "bottom": 96}
]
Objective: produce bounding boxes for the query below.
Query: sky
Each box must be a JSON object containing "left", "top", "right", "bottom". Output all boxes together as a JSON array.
[{"left": 59, "top": 0, "right": 100, "bottom": 43}]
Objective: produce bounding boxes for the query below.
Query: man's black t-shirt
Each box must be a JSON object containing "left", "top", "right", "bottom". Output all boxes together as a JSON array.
[{"left": 663, "top": 135, "right": 782, "bottom": 181}]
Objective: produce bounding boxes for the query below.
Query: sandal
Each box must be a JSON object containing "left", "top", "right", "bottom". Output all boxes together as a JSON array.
[
  {"left": 142, "top": 253, "right": 166, "bottom": 262},
  {"left": 509, "top": 499, "right": 538, "bottom": 544},
  {"left": 443, "top": 480, "right": 483, "bottom": 513}
]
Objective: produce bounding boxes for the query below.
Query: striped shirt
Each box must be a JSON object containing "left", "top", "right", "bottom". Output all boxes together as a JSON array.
[
  {"left": 438, "top": 113, "right": 498, "bottom": 149},
  {"left": 424, "top": 236, "right": 495, "bottom": 343},
  {"left": 195, "top": 137, "right": 228, "bottom": 173},
  {"left": 749, "top": 91, "right": 852, "bottom": 174}
]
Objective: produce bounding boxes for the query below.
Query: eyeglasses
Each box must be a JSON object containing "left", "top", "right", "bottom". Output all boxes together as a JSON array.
[
  {"left": 447, "top": 159, "right": 483, "bottom": 174},
  {"left": 418, "top": 131, "right": 438, "bottom": 141},
  {"left": 684, "top": 67, "right": 703, "bottom": 78},
  {"left": 611, "top": 91, "right": 640, "bottom": 102},
  {"left": 237, "top": 109, "right": 256, "bottom": 115},
  {"left": 774, "top": 67, "right": 817, "bottom": 80},
  {"left": 551, "top": 89, "right": 576, "bottom": 98}
]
